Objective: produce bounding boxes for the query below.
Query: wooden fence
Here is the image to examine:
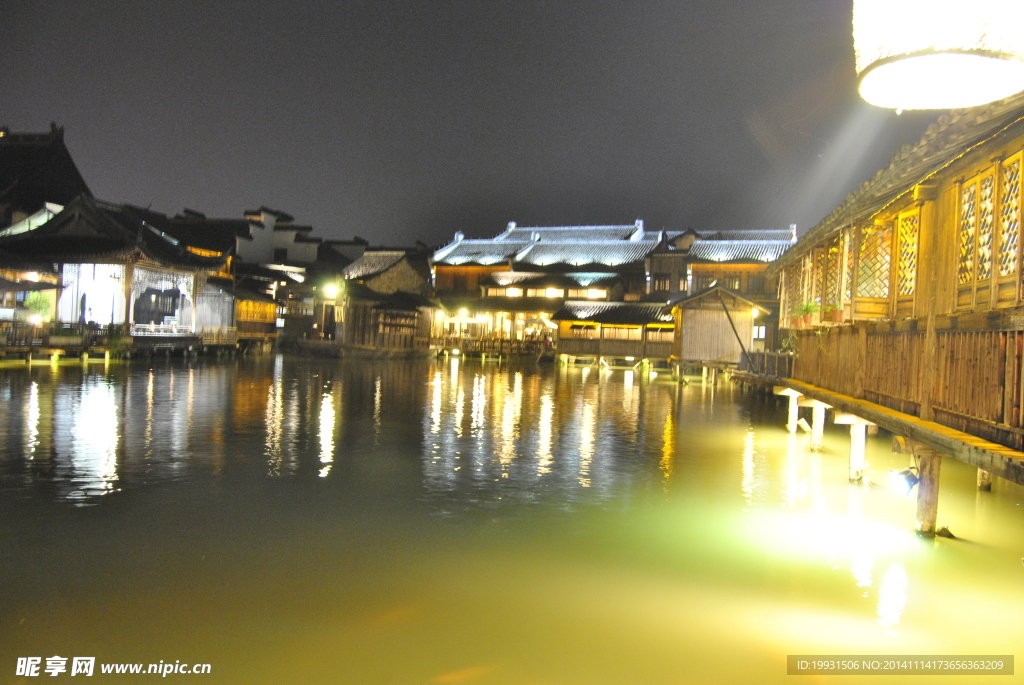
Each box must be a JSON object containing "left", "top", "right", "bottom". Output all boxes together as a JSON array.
[{"left": 792, "top": 324, "right": 1024, "bottom": 450}]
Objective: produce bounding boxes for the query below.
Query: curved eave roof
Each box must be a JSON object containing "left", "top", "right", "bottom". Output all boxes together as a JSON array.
[{"left": 551, "top": 301, "right": 673, "bottom": 325}]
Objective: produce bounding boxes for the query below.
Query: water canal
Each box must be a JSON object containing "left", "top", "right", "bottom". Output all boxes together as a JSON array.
[{"left": 1, "top": 356, "right": 1022, "bottom": 683}]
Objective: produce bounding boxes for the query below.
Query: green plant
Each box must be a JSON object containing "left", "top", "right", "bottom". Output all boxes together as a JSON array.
[
  {"left": 23, "top": 291, "right": 52, "bottom": 318},
  {"left": 821, "top": 302, "right": 838, "bottom": 314},
  {"left": 795, "top": 301, "right": 819, "bottom": 316}
]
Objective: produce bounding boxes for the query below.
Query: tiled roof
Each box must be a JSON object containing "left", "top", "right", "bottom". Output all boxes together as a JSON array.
[
  {"left": 516, "top": 240, "right": 659, "bottom": 267},
  {"left": 0, "top": 195, "right": 232, "bottom": 270},
  {"left": 687, "top": 240, "right": 793, "bottom": 263},
  {"left": 503, "top": 225, "right": 639, "bottom": 241},
  {"left": 551, "top": 301, "right": 674, "bottom": 325},
  {"left": 341, "top": 251, "right": 406, "bottom": 279},
  {"left": 697, "top": 230, "right": 795, "bottom": 241},
  {"left": 481, "top": 271, "right": 620, "bottom": 288},
  {"left": 434, "top": 239, "right": 531, "bottom": 265}
]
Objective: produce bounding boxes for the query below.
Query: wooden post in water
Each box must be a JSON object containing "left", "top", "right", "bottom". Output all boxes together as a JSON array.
[
  {"left": 773, "top": 386, "right": 802, "bottom": 433},
  {"left": 834, "top": 412, "right": 875, "bottom": 481},
  {"left": 798, "top": 397, "right": 832, "bottom": 451},
  {"left": 893, "top": 436, "right": 943, "bottom": 536},
  {"left": 977, "top": 468, "right": 993, "bottom": 491},
  {"left": 916, "top": 448, "right": 941, "bottom": 537}
]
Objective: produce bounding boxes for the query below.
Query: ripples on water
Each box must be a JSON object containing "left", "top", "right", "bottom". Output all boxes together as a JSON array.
[{"left": 1, "top": 355, "right": 1023, "bottom": 684}]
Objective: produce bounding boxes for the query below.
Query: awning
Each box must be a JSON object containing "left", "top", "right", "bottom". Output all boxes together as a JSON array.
[{"left": 0, "top": 277, "right": 60, "bottom": 293}]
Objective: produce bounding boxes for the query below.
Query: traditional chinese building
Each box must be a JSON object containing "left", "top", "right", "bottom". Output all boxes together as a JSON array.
[{"left": 765, "top": 91, "right": 1024, "bottom": 452}]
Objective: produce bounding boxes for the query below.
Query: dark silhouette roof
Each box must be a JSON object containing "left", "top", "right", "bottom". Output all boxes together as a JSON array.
[
  {"left": 0, "top": 195, "right": 233, "bottom": 270},
  {"left": 0, "top": 124, "right": 91, "bottom": 226}
]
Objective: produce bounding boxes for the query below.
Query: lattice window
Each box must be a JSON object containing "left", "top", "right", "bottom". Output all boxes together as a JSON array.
[
  {"left": 816, "top": 248, "right": 829, "bottom": 305},
  {"left": 978, "top": 174, "right": 995, "bottom": 280},
  {"left": 897, "top": 211, "right": 919, "bottom": 296},
  {"left": 824, "top": 236, "right": 841, "bottom": 306},
  {"left": 858, "top": 223, "right": 891, "bottom": 299},
  {"left": 1000, "top": 156, "right": 1021, "bottom": 277},
  {"left": 783, "top": 264, "right": 802, "bottom": 316},
  {"left": 959, "top": 182, "right": 977, "bottom": 284}
]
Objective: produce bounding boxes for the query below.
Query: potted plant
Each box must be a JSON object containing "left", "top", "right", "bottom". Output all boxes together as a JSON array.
[
  {"left": 795, "top": 301, "right": 819, "bottom": 328},
  {"left": 822, "top": 303, "right": 846, "bottom": 324}
]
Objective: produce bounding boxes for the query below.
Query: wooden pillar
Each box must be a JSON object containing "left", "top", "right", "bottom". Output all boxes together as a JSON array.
[
  {"left": 835, "top": 412, "right": 875, "bottom": 481},
  {"left": 798, "top": 397, "right": 832, "bottom": 451},
  {"left": 916, "top": 449, "right": 941, "bottom": 537},
  {"left": 915, "top": 182, "right": 939, "bottom": 421},
  {"left": 977, "top": 468, "right": 993, "bottom": 491},
  {"left": 774, "top": 386, "right": 802, "bottom": 433}
]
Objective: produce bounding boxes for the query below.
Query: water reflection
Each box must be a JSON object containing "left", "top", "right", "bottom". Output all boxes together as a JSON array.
[{"left": 3, "top": 357, "right": 1024, "bottom": 678}]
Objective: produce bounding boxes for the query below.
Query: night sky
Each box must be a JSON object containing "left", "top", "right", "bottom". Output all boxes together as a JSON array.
[{"left": 3, "top": 1, "right": 938, "bottom": 247}]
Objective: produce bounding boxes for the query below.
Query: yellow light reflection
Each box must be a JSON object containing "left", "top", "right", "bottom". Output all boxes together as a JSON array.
[
  {"left": 26, "top": 382, "right": 39, "bottom": 457},
  {"left": 430, "top": 371, "right": 443, "bottom": 435},
  {"left": 537, "top": 392, "right": 554, "bottom": 475},
  {"left": 741, "top": 430, "right": 756, "bottom": 507},
  {"left": 318, "top": 391, "right": 335, "bottom": 477},
  {"left": 660, "top": 412, "right": 675, "bottom": 491},
  {"left": 265, "top": 356, "right": 284, "bottom": 475},
  {"left": 471, "top": 374, "right": 486, "bottom": 430},
  {"left": 70, "top": 379, "right": 119, "bottom": 498},
  {"left": 579, "top": 396, "right": 595, "bottom": 487},
  {"left": 876, "top": 564, "right": 908, "bottom": 635}
]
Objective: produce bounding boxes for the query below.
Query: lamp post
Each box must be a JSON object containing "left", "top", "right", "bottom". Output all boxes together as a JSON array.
[{"left": 854, "top": 0, "right": 1024, "bottom": 109}]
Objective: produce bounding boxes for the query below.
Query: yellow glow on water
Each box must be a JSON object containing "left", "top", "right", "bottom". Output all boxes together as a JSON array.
[
  {"left": 265, "top": 359, "right": 284, "bottom": 473},
  {"left": 741, "top": 430, "right": 757, "bottom": 507}
]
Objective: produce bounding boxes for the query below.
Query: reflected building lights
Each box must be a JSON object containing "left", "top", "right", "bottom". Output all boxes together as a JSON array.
[
  {"left": 26, "top": 382, "right": 39, "bottom": 457},
  {"left": 67, "top": 379, "right": 120, "bottom": 500},
  {"left": 660, "top": 412, "right": 675, "bottom": 491},
  {"left": 537, "top": 392, "right": 554, "bottom": 475},
  {"left": 373, "top": 376, "right": 382, "bottom": 443},
  {"left": 430, "top": 371, "right": 443, "bottom": 435},
  {"left": 318, "top": 391, "right": 335, "bottom": 477},
  {"left": 265, "top": 356, "right": 284, "bottom": 475},
  {"left": 471, "top": 374, "right": 486, "bottom": 431},
  {"left": 578, "top": 395, "right": 595, "bottom": 487}
]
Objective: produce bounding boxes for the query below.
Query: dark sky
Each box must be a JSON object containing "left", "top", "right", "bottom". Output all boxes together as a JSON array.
[{"left": 2, "top": 0, "right": 937, "bottom": 247}]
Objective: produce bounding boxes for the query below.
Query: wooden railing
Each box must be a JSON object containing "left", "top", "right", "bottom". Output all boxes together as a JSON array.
[
  {"left": 741, "top": 351, "right": 794, "bottom": 378},
  {"left": 792, "top": 322, "right": 1024, "bottom": 450},
  {"left": 432, "top": 336, "right": 546, "bottom": 356},
  {"left": 0, "top": 322, "right": 127, "bottom": 348},
  {"left": 556, "top": 337, "right": 673, "bottom": 359}
]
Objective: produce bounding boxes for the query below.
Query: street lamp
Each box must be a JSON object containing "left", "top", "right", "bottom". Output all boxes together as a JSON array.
[{"left": 854, "top": 0, "right": 1024, "bottom": 109}]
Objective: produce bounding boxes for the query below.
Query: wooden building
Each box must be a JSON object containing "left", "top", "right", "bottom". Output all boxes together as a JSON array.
[
  {"left": 0, "top": 195, "right": 258, "bottom": 355},
  {"left": 550, "top": 301, "right": 675, "bottom": 366},
  {"left": 767, "top": 91, "right": 1024, "bottom": 450},
  {"left": 667, "top": 286, "right": 769, "bottom": 370}
]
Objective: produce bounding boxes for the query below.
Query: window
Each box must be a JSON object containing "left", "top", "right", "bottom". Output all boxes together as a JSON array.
[
  {"left": 602, "top": 326, "right": 642, "bottom": 340},
  {"left": 570, "top": 324, "right": 598, "bottom": 339},
  {"left": 753, "top": 325, "right": 766, "bottom": 340},
  {"left": 652, "top": 273, "right": 670, "bottom": 291},
  {"left": 647, "top": 327, "right": 674, "bottom": 342},
  {"left": 747, "top": 275, "right": 766, "bottom": 293}
]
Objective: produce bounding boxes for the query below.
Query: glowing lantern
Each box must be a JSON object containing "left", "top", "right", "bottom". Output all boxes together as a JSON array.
[{"left": 854, "top": 0, "right": 1024, "bottom": 109}]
